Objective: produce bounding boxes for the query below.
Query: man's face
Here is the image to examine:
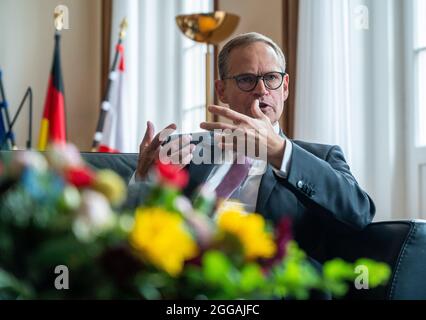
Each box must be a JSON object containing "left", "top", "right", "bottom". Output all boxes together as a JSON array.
[{"left": 215, "top": 42, "right": 289, "bottom": 125}]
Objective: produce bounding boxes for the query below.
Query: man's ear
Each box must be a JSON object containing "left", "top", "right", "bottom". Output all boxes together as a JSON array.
[
  {"left": 283, "top": 73, "right": 290, "bottom": 101},
  {"left": 215, "top": 80, "right": 228, "bottom": 104}
]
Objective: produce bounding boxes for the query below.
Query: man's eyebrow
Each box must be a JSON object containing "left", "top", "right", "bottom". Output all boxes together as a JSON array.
[{"left": 235, "top": 70, "right": 280, "bottom": 75}]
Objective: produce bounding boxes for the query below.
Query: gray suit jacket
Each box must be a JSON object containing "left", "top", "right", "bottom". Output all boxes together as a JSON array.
[{"left": 184, "top": 140, "right": 375, "bottom": 262}]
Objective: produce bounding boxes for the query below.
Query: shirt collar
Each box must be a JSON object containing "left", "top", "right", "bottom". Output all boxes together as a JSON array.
[{"left": 272, "top": 122, "right": 281, "bottom": 135}]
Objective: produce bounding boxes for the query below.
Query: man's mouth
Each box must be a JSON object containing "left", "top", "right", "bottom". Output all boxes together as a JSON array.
[{"left": 259, "top": 102, "right": 272, "bottom": 111}]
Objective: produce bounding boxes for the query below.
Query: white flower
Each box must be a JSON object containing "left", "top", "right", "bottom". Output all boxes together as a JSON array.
[
  {"left": 9, "top": 151, "right": 48, "bottom": 177},
  {"left": 72, "top": 190, "right": 116, "bottom": 241},
  {"left": 176, "top": 196, "right": 215, "bottom": 247},
  {"left": 175, "top": 196, "right": 194, "bottom": 214},
  {"left": 46, "top": 143, "right": 84, "bottom": 172}
]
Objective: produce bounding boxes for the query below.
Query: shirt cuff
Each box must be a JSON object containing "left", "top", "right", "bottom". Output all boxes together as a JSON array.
[
  {"left": 129, "top": 169, "right": 155, "bottom": 186},
  {"left": 128, "top": 171, "right": 137, "bottom": 185},
  {"left": 272, "top": 138, "right": 293, "bottom": 179}
]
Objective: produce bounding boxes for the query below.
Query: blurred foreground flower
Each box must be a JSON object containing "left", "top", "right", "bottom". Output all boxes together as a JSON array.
[
  {"left": 155, "top": 162, "right": 189, "bottom": 189},
  {"left": 129, "top": 207, "right": 198, "bottom": 277},
  {"left": 8, "top": 151, "right": 48, "bottom": 178},
  {"left": 217, "top": 203, "right": 276, "bottom": 261},
  {"left": 73, "top": 190, "right": 116, "bottom": 242},
  {"left": 93, "top": 170, "right": 126, "bottom": 206},
  {"left": 45, "top": 143, "right": 84, "bottom": 171},
  {"left": 0, "top": 148, "right": 391, "bottom": 300}
]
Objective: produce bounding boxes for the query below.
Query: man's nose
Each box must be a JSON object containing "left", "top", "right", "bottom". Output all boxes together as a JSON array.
[{"left": 253, "top": 78, "right": 269, "bottom": 97}]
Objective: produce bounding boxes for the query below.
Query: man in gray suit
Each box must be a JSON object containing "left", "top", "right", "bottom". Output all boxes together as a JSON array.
[{"left": 132, "top": 32, "right": 375, "bottom": 263}]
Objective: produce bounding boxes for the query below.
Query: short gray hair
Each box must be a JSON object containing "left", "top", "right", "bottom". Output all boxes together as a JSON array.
[{"left": 218, "top": 32, "right": 286, "bottom": 80}]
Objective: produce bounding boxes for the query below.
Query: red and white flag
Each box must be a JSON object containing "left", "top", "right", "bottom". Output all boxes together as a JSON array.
[{"left": 98, "top": 44, "right": 128, "bottom": 153}]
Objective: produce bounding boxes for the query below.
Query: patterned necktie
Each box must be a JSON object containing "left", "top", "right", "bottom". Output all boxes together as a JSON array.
[{"left": 215, "top": 156, "right": 252, "bottom": 200}]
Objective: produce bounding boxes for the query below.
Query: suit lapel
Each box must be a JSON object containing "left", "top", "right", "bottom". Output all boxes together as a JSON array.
[
  {"left": 184, "top": 163, "right": 215, "bottom": 196},
  {"left": 183, "top": 143, "right": 216, "bottom": 197},
  {"left": 255, "top": 164, "right": 277, "bottom": 218},
  {"left": 256, "top": 128, "right": 286, "bottom": 217}
]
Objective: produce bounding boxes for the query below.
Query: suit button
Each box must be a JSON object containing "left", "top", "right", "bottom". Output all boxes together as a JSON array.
[{"left": 297, "top": 180, "right": 304, "bottom": 189}]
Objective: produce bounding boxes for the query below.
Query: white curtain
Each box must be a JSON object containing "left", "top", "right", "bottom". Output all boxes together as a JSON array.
[
  {"left": 295, "top": 0, "right": 406, "bottom": 221},
  {"left": 110, "top": 0, "right": 212, "bottom": 153}
]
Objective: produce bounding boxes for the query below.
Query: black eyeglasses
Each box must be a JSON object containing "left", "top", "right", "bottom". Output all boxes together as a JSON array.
[{"left": 223, "top": 71, "right": 286, "bottom": 92}]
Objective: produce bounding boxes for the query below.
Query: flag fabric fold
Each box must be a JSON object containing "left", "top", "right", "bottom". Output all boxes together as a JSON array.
[
  {"left": 38, "top": 32, "right": 66, "bottom": 151},
  {"left": 98, "top": 44, "right": 127, "bottom": 153}
]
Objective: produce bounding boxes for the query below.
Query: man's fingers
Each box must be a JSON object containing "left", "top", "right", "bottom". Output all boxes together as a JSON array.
[
  {"left": 167, "top": 135, "right": 191, "bottom": 154},
  {"left": 160, "top": 143, "right": 195, "bottom": 165},
  {"left": 147, "top": 121, "right": 155, "bottom": 141},
  {"left": 150, "top": 123, "right": 177, "bottom": 151},
  {"left": 207, "top": 105, "right": 250, "bottom": 124},
  {"left": 170, "top": 143, "right": 195, "bottom": 163},
  {"left": 140, "top": 121, "right": 155, "bottom": 152},
  {"left": 200, "top": 122, "right": 237, "bottom": 131},
  {"left": 180, "top": 149, "right": 195, "bottom": 166},
  {"left": 251, "top": 99, "right": 266, "bottom": 119}
]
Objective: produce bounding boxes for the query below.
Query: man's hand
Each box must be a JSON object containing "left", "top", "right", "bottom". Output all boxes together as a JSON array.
[
  {"left": 136, "top": 121, "right": 195, "bottom": 180},
  {"left": 200, "top": 100, "right": 286, "bottom": 169}
]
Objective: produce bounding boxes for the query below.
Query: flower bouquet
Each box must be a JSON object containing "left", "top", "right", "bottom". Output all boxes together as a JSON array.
[{"left": 0, "top": 144, "right": 391, "bottom": 299}]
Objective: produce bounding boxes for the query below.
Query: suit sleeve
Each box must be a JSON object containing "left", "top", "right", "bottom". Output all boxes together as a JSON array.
[{"left": 279, "top": 142, "right": 375, "bottom": 231}]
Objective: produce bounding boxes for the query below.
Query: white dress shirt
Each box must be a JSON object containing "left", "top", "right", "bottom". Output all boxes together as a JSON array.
[
  {"left": 202, "top": 123, "right": 293, "bottom": 212},
  {"left": 129, "top": 123, "right": 293, "bottom": 212}
]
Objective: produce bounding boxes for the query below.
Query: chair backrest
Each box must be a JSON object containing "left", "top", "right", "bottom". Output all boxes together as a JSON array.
[
  {"left": 81, "top": 152, "right": 138, "bottom": 184},
  {"left": 326, "top": 220, "right": 426, "bottom": 299}
]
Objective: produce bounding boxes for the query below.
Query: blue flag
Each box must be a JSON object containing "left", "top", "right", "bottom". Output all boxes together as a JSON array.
[{"left": 0, "top": 69, "right": 11, "bottom": 150}]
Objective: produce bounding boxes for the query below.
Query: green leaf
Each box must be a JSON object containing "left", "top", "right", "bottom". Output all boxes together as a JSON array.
[
  {"left": 270, "top": 242, "right": 322, "bottom": 299},
  {"left": 239, "top": 263, "right": 265, "bottom": 293},
  {"left": 323, "top": 259, "right": 355, "bottom": 281},
  {"left": 202, "top": 251, "right": 232, "bottom": 285},
  {"left": 134, "top": 271, "right": 176, "bottom": 299},
  {"left": 0, "top": 268, "right": 34, "bottom": 299}
]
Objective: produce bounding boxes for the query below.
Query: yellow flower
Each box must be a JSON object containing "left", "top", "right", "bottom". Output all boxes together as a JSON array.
[
  {"left": 217, "top": 202, "right": 276, "bottom": 260},
  {"left": 93, "top": 170, "right": 126, "bottom": 206},
  {"left": 129, "top": 207, "right": 198, "bottom": 277}
]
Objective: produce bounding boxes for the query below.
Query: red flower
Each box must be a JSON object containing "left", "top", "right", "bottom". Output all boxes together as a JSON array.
[
  {"left": 261, "top": 217, "right": 293, "bottom": 272},
  {"left": 274, "top": 217, "right": 293, "bottom": 260},
  {"left": 155, "top": 162, "right": 189, "bottom": 189},
  {"left": 65, "top": 167, "right": 95, "bottom": 188}
]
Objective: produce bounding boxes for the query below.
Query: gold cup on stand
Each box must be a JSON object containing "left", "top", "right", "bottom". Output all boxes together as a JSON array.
[{"left": 176, "top": 12, "right": 240, "bottom": 122}]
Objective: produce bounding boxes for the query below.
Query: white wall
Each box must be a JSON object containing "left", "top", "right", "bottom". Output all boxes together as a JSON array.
[{"left": 0, "top": 0, "right": 101, "bottom": 151}]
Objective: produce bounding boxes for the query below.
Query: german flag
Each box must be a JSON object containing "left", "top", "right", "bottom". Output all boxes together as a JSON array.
[{"left": 38, "top": 32, "right": 66, "bottom": 151}]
